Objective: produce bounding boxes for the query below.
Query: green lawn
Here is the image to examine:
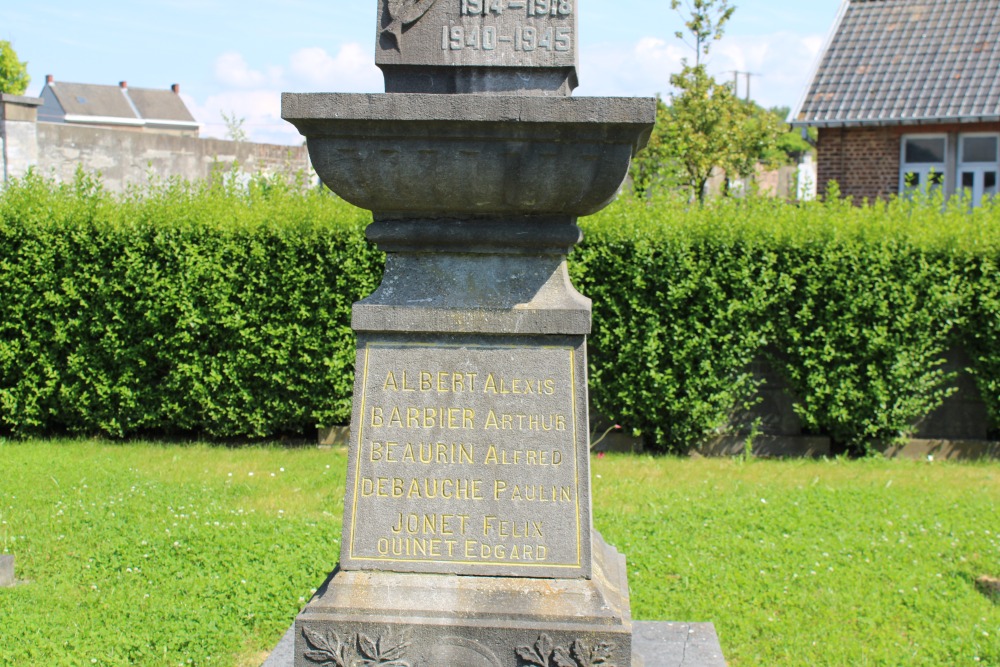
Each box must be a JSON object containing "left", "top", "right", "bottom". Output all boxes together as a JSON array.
[{"left": 1, "top": 440, "right": 998, "bottom": 666}]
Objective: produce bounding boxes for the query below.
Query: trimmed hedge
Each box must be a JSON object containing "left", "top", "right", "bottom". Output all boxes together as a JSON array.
[
  {"left": 3, "top": 173, "right": 1000, "bottom": 452},
  {"left": 575, "top": 190, "right": 998, "bottom": 452},
  {"left": 0, "top": 171, "right": 381, "bottom": 438}
]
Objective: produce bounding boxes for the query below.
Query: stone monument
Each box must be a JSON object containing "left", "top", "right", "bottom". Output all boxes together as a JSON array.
[
  {"left": 0, "top": 554, "right": 14, "bottom": 588},
  {"left": 280, "top": 2, "right": 713, "bottom": 665}
]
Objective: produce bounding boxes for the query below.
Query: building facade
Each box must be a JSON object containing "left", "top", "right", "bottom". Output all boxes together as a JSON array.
[{"left": 792, "top": 0, "right": 1000, "bottom": 204}]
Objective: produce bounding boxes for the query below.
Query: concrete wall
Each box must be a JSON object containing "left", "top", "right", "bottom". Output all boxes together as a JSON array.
[
  {"left": 1, "top": 94, "right": 42, "bottom": 182},
  {"left": 35, "top": 123, "right": 310, "bottom": 191},
  {"left": 2, "top": 94, "right": 310, "bottom": 191}
]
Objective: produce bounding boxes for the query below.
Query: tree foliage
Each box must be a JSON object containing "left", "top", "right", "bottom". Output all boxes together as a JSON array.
[
  {"left": 653, "top": 65, "right": 783, "bottom": 202},
  {"left": 765, "top": 105, "right": 817, "bottom": 165},
  {"left": 670, "top": 0, "right": 735, "bottom": 66},
  {"left": 628, "top": 96, "right": 680, "bottom": 197},
  {"left": 221, "top": 110, "right": 248, "bottom": 143},
  {"left": 0, "top": 40, "right": 30, "bottom": 96},
  {"left": 629, "top": 1, "right": 784, "bottom": 201}
]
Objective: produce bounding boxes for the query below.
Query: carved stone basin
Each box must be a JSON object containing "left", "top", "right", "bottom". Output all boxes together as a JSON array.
[{"left": 281, "top": 93, "right": 655, "bottom": 219}]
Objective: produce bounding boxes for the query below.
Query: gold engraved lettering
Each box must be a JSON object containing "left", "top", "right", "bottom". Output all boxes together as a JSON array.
[
  {"left": 483, "top": 445, "right": 562, "bottom": 466},
  {"left": 482, "top": 516, "right": 544, "bottom": 538},
  {"left": 462, "top": 539, "right": 548, "bottom": 561},
  {"left": 360, "top": 477, "right": 406, "bottom": 498},
  {"left": 377, "top": 537, "right": 444, "bottom": 558},
  {"left": 379, "top": 442, "right": 474, "bottom": 465},
  {"left": 383, "top": 370, "right": 478, "bottom": 393},
  {"left": 483, "top": 410, "right": 565, "bottom": 431},
  {"left": 390, "top": 512, "right": 470, "bottom": 535},
  {"left": 383, "top": 372, "right": 398, "bottom": 391},
  {"left": 403, "top": 478, "right": 484, "bottom": 500},
  {"left": 402, "top": 371, "right": 417, "bottom": 391},
  {"left": 371, "top": 406, "right": 476, "bottom": 430},
  {"left": 502, "top": 484, "right": 573, "bottom": 502},
  {"left": 369, "top": 440, "right": 401, "bottom": 462}
]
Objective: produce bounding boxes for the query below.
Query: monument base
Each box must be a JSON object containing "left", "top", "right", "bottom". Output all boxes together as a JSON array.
[
  {"left": 293, "top": 532, "right": 634, "bottom": 667},
  {"left": 265, "top": 622, "right": 725, "bottom": 667}
]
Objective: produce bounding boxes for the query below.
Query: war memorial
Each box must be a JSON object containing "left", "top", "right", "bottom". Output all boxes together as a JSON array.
[{"left": 276, "top": 1, "right": 726, "bottom": 664}]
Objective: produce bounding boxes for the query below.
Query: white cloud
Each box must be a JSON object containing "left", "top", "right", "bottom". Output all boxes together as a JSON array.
[
  {"left": 213, "top": 51, "right": 283, "bottom": 89},
  {"left": 189, "top": 89, "right": 297, "bottom": 145},
  {"left": 188, "top": 45, "right": 382, "bottom": 145},
  {"left": 577, "top": 32, "right": 826, "bottom": 110},
  {"left": 287, "top": 44, "right": 382, "bottom": 92}
]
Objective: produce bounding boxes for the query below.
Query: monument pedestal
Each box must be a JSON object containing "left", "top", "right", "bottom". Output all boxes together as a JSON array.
[
  {"left": 297, "top": 533, "right": 634, "bottom": 667},
  {"left": 279, "top": 1, "right": 680, "bottom": 663}
]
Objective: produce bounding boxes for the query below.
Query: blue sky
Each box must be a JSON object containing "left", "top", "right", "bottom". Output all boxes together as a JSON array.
[{"left": 3, "top": 0, "right": 844, "bottom": 144}]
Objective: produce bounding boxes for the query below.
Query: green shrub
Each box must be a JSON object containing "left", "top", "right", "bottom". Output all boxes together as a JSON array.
[
  {"left": 3, "top": 171, "right": 1000, "bottom": 452},
  {"left": 0, "top": 170, "right": 381, "bottom": 438},
  {"left": 573, "top": 193, "right": 788, "bottom": 449},
  {"left": 765, "top": 195, "right": 970, "bottom": 450},
  {"left": 577, "top": 191, "right": 1000, "bottom": 453}
]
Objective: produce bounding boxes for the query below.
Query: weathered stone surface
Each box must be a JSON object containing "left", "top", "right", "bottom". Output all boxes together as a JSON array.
[
  {"left": 631, "top": 622, "right": 727, "bottom": 667},
  {"left": 268, "top": 620, "right": 730, "bottom": 667},
  {"left": 878, "top": 438, "right": 1000, "bottom": 461},
  {"left": 283, "top": 1, "right": 668, "bottom": 662},
  {"left": 342, "top": 333, "right": 591, "bottom": 578},
  {"left": 280, "top": 93, "right": 654, "bottom": 218},
  {"left": 296, "top": 533, "right": 631, "bottom": 667},
  {"left": 697, "top": 434, "right": 832, "bottom": 459},
  {"left": 914, "top": 348, "right": 991, "bottom": 441},
  {"left": 0, "top": 555, "right": 14, "bottom": 587},
  {"left": 375, "top": 0, "right": 578, "bottom": 95}
]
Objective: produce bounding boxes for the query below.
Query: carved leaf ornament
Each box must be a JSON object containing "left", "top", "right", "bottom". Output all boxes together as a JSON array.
[
  {"left": 517, "top": 634, "right": 617, "bottom": 667},
  {"left": 382, "top": 0, "right": 439, "bottom": 46},
  {"left": 302, "top": 628, "right": 411, "bottom": 667}
]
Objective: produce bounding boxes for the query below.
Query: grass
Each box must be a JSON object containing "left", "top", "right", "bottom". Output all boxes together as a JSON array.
[
  {"left": 593, "top": 454, "right": 1000, "bottom": 666},
  {"left": 1, "top": 440, "right": 998, "bottom": 666}
]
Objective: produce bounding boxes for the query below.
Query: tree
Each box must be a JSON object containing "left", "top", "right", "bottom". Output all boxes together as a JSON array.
[
  {"left": 628, "top": 96, "right": 681, "bottom": 197},
  {"left": 628, "top": 0, "right": 782, "bottom": 201},
  {"left": 724, "top": 103, "right": 786, "bottom": 180},
  {"left": 221, "top": 110, "right": 247, "bottom": 143},
  {"left": 670, "top": 0, "right": 735, "bottom": 67},
  {"left": 663, "top": 64, "right": 750, "bottom": 202},
  {"left": 766, "top": 105, "right": 816, "bottom": 165},
  {"left": 0, "top": 41, "right": 30, "bottom": 95}
]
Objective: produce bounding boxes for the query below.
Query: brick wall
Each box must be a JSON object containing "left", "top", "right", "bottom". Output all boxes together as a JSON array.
[
  {"left": 818, "top": 121, "right": 1000, "bottom": 202},
  {"left": 817, "top": 126, "right": 899, "bottom": 201}
]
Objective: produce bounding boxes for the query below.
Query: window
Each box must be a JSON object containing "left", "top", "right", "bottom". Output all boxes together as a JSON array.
[
  {"left": 900, "top": 133, "right": 1000, "bottom": 206},
  {"left": 900, "top": 135, "right": 946, "bottom": 195},
  {"left": 959, "top": 134, "right": 999, "bottom": 206}
]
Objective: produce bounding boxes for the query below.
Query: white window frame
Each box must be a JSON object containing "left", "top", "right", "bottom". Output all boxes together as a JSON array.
[
  {"left": 899, "top": 134, "right": 948, "bottom": 196},
  {"left": 957, "top": 132, "right": 1000, "bottom": 206}
]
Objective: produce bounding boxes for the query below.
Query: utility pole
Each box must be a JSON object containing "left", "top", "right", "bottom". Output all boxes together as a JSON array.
[{"left": 728, "top": 71, "right": 758, "bottom": 101}]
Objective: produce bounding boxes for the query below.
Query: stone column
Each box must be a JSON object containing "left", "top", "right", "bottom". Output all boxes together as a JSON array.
[
  {"left": 0, "top": 94, "right": 42, "bottom": 184},
  {"left": 283, "top": 1, "right": 656, "bottom": 664}
]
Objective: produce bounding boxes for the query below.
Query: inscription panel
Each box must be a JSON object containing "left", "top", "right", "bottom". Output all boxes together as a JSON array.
[
  {"left": 377, "top": 0, "right": 577, "bottom": 68},
  {"left": 341, "top": 339, "right": 591, "bottom": 577}
]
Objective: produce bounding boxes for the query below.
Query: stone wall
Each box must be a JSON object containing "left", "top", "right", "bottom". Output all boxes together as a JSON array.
[
  {"left": 2, "top": 94, "right": 310, "bottom": 191},
  {"left": 34, "top": 123, "right": 310, "bottom": 192}
]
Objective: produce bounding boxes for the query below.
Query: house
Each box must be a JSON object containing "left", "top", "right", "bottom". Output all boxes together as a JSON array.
[
  {"left": 790, "top": 0, "right": 1000, "bottom": 205},
  {"left": 38, "top": 75, "right": 200, "bottom": 138}
]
